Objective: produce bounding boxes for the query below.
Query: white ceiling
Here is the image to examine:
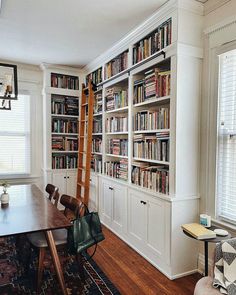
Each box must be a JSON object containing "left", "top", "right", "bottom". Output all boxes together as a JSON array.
[{"left": 0, "top": 0, "right": 169, "bottom": 67}]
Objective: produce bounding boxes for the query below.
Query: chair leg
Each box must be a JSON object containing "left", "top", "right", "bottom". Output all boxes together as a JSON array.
[
  {"left": 37, "top": 247, "right": 45, "bottom": 293},
  {"left": 76, "top": 253, "right": 85, "bottom": 281}
]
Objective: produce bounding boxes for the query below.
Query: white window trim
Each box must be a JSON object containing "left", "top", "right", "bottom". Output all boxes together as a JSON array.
[
  {"left": 204, "top": 40, "right": 236, "bottom": 231},
  {"left": 0, "top": 81, "right": 42, "bottom": 183}
]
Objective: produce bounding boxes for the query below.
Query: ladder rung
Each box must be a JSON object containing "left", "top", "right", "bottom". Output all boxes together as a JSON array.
[
  {"left": 82, "top": 103, "right": 88, "bottom": 106},
  {"left": 80, "top": 119, "right": 87, "bottom": 122},
  {"left": 83, "top": 87, "right": 89, "bottom": 91},
  {"left": 78, "top": 166, "right": 86, "bottom": 171},
  {"left": 77, "top": 181, "right": 88, "bottom": 187},
  {"left": 79, "top": 151, "right": 86, "bottom": 154}
]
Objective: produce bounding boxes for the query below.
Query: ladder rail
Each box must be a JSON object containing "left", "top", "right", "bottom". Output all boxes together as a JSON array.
[{"left": 76, "top": 80, "right": 94, "bottom": 206}]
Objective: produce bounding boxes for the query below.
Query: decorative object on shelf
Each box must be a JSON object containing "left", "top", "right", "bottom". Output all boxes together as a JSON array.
[
  {"left": 0, "top": 181, "right": 10, "bottom": 205},
  {"left": 0, "top": 63, "right": 18, "bottom": 110}
]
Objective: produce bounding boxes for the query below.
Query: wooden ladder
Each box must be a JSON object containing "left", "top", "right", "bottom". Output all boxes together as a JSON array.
[{"left": 76, "top": 80, "right": 94, "bottom": 205}]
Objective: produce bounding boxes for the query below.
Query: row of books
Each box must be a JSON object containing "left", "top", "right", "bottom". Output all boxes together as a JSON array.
[
  {"left": 94, "top": 93, "right": 103, "bottom": 114},
  {"left": 104, "top": 51, "right": 128, "bottom": 80},
  {"left": 106, "top": 116, "right": 128, "bottom": 133},
  {"left": 92, "top": 138, "right": 102, "bottom": 153},
  {"left": 133, "top": 69, "right": 171, "bottom": 104},
  {"left": 52, "top": 154, "right": 77, "bottom": 169},
  {"left": 51, "top": 95, "right": 79, "bottom": 116},
  {"left": 93, "top": 118, "right": 102, "bottom": 133},
  {"left": 107, "top": 139, "right": 128, "bottom": 156},
  {"left": 51, "top": 73, "right": 79, "bottom": 90},
  {"left": 52, "top": 136, "right": 78, "bottom": 151},
  {"left": 133, "top": 19, "right": 172, "bottom": 64},
  {"left": 133, "top": 133, "right": 169, "bottom": 162},
  {"left": 105, "top": 88, "right": 128, "bottom": 111},
  {"left": 86, "top": 67, "right": 102, "bottom": 86},
  {"left": 52, "top": 119, "right": 78, "bottom": 134},
  {"left": 131, "top": 162, "right": 169, "bottom": 194},
  {"left": 91, "top": 157, "right": 102, "bottom": 173},
  {"left": 134, "top": 108, "right": 169, "bottom": 131},
  {"left": 104, "top": 159, "right": 128, "bottom": 181}
]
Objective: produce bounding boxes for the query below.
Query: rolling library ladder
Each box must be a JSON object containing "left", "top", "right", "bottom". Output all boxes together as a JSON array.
[{"left": 76, "top": 80, "right": 95, "bottom": 205}]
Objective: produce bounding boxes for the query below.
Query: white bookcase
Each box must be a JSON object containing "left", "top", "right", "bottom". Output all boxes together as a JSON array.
[
  {"left": 41, "top": 64, "right": 83, "bottom": 203},
  {"left": 85, "top": 0, "right": 203, "bottom": 279}
]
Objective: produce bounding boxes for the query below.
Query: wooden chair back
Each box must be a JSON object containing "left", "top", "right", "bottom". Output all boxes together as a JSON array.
[
  {"left": 45, "top": 184, "right": 60, "bottom": 207},
  {"left": 60, "top": 194, "right": 82, "bottom": 221}
]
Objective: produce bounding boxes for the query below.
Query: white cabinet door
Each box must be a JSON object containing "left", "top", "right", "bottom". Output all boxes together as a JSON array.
[
  {"left": 128, "top": 189, "right": 147, "bottom": 243},
  {"left": 66, "top": 171, "right": 77, "bottom": 197},
  {"left": 146, "top": 197, "right": 165, "bottom": 258},
  {"left": 100, "top": 179, "right": 113, "bottom": 226},
  {"left": 112, "top": 182, "right": 127, "bottom": 234},
  {"left": 52, "top": 172, "right": 67, "bottom": 195}
]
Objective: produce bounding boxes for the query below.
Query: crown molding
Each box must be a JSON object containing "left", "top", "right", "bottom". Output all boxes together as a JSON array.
[
  {"left": 40, "top": 63, "right": 82, "bottom": 74},
  {"left": 204, "top": 14, "right": 236, "bottom": 35}
]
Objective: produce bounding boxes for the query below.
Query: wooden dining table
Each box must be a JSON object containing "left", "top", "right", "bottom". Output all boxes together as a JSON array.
[{"left": 0, "top": 184, "right": 71, "bottom": 295}]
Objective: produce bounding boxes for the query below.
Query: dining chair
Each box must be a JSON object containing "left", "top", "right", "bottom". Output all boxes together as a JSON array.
[
  {"left": 27, "top": 194, "right": 83, "bottom": 292},
  {"left": 45, "top": 183, "right": 60, "bottom": 207}
]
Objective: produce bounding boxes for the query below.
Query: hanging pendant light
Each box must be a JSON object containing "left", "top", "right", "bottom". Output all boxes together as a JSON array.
[{"left": 0, "top": 63, "right": 18, "bottom": 110}]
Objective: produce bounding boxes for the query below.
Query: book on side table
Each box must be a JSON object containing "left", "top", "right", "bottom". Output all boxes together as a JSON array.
[{"left": 182, "top": 223, "right": 216, "bottom": 240}]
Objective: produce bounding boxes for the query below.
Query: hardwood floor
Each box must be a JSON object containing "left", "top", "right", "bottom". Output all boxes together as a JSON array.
[{"left": 90, "top": 226, "right": 202, "bottom": 295}]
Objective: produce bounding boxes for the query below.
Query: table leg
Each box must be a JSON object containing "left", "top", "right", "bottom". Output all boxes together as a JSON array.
[
  {"left": 204, "top": 241, "right": 208, "bottom": 276},
  {"left": 45, "top": 230, "right": 68, "bottom": 295}
]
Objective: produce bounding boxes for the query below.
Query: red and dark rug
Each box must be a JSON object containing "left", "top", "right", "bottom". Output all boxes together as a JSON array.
[{"left": 0, "top": 237, "right": 120, "bottom": 295}]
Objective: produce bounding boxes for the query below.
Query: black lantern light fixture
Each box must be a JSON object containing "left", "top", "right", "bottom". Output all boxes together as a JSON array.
[{"left": 0, "top": 63, "right": 18, "bottom": 110}]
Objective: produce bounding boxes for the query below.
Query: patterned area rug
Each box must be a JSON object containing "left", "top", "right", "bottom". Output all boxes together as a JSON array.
[{"left": 0, "top": 237, "right": 120, "bottom": 295}]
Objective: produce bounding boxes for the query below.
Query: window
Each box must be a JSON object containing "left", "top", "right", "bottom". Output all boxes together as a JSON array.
[
  {"left": 0, "top": 94, "right": 31, "bottom": 176},
  {"left": 216, "top": 49, "right": 236, "bottom": 225}
]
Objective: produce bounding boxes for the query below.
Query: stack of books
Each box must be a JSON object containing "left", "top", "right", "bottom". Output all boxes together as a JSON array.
[
  {"left": 93, "top": 118, "right": 102, "bottom": 133},
  {"left": 86, "top": 67, "right": 102, "bottom": 86},
  {"left": 105, "top": 51, "right": 128, "bottom": 79},
  {"left": 92, "top": 138, "right": 102, "bottom": 153},
  {"left": 52, "top": 118, "right": 78, "bottom": 134},
  {"left": 105, "top": 87, "right": 128, "bottom": 111},
  {"left": 51, "top": 95, "right": 79, "bottom": 116},
  {"left": 106, "top": 116, "right": 128, "bottom": 133},
  {"left": 94, "top": 93, "right": 103, "bottom": 114},
  {"left": 134, "top": 107, "right": 169, "bottom": 131},
  {"left": 108, "top": 139, "right": 128, "bottom": 156},
  {"left": 104, "top": 160, "right": 128, "bottom": 181},
  {"left": 91, "top": 156, "right": 102, "bottom": 173},
  {"left": 51, "top": 73, "right": 79, "bottom": 90}
]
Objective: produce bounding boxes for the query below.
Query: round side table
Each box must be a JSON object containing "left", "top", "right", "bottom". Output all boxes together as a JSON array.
[{"left": 183, "top": 225, "right": 231, "bottom": 276}]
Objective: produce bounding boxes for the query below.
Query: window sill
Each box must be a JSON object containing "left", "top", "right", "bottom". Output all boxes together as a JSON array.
[
  {"left": 0, "top": 175, "right": 40, "bottom": 184},
  {"left": 212, "top": 218, "right": 236, "bottom": 235}
]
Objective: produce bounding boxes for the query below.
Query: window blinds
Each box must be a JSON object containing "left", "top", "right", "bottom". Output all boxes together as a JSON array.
[
  {"left": 0, "top": 94, "right": 30, "bottom": 175},
  {"left": 217, "top": 49, "right": 236, "bottom": 224}
]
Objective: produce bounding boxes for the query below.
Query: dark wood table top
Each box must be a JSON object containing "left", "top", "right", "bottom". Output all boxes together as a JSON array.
[
  {"left": 0, "top": 184, "right": 71, "bottom": 237},
  {"left": 183, "top": 225, "right": 232, "bottom": 243}
]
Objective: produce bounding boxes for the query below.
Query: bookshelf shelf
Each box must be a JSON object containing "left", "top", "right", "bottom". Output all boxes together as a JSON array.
[
  {"left": 51, "top": 132, "right": 78, "bottom": 136},
  {"left": 92, "top": 133, "right": 102, "bottom": 136},
  {"left": 133, "top": 96, "right": 170, "bottom": 108},
  {"left": 51, "top": 114, "right": 78, "bottom": 119},
  {"left": 106, "top": 154, "right": 128, "bottom": 159},
  {"left": 45, "top": 86, "right": 80, "bottom": 97},
  {"left": 93, "top": 112, "right": 103, "bottom": 117},
  {"left": 92, "top": 152, "right": 102, "bottom": 156},
  {"left": 133, "top": 157, "right": 169, "bottom": 165},
  {"left": 52, "top": 150, "right": 78, "bottom": 153},
  {"left": 106, "top": 132, "right": 128, "bottom": 135},
  {"left": 133, "top": 129, "right": 170, "bottom": 134},
  {"left": 106, "top": 106, "right": 128, "bottom": 114}
]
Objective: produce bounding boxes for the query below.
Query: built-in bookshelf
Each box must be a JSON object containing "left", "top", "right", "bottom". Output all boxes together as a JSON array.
[
  {"left": 133, "top": 18, "right": 172, "bottom": 65},
  {"left": 86, "top": 67, "right": 103, "bottom": 86},
  {"left": 84, "top": 1, "right": 203, "bottom": 280},
  {"left": 104, "top": 50, "right": 129, "bottom": 80}
]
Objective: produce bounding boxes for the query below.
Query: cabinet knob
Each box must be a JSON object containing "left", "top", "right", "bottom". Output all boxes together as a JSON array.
[
  {"left": 67, "top": 176, "right": 69, "bottom": 179},
  {"left": 109, "top": 186, "right": 114, "bottom": 190},
  {"left": 64, "top": 176, "right": 66, "bottom": 179},
  {"left": 140, "top": 200, "right": 147, "bottom": 205}
]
